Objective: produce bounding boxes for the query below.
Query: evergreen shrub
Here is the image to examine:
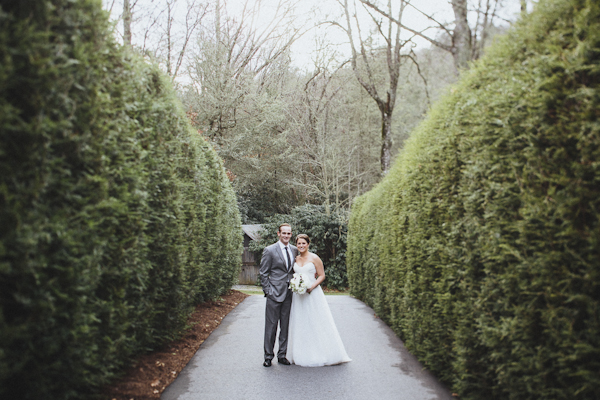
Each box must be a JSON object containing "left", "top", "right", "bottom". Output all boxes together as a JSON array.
[
  {"left": 347, "top": 0, "right": 600, "bottom": 398},
  {"left": 0, "top": 1, "right": 242, "bottom": 399},
  {"left": 251, "top": 205, "right": 349, "bottom": 289}
]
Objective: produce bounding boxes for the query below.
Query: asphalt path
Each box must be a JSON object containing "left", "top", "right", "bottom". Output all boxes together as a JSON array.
[{"left": 161, "top": 295, "right": 454, "bottom": 400}]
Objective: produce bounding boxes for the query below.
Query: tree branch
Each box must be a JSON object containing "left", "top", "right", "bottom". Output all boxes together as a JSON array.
[{"left": 358, "top": 0, "right": 452, "bottom": 52}]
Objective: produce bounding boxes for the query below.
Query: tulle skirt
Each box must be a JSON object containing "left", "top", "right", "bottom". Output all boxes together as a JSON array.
[{"left": 287, "top": 285, "right": 351, "bottom": 367}]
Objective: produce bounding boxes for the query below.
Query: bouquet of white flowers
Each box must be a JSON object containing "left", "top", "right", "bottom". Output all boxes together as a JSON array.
[{"left": 289, "top": 273, "right": 309, "bottom": 294}]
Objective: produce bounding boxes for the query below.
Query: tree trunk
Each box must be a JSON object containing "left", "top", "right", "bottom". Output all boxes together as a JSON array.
[
  {"left": 342, "top": 0, "right": 403, "bottom": 175},
  {"left": 451, "top": 0, "right": 472, "bottom": 70},
  {"left": 166, "top": 2, "right": 172, "bottom": 76},
  {"left": 123, "top": 0, "right": 132, "bottom": 46},
  {"left": 380, "top": 109, "right": 392, "bottom": 174},
  {"left": 215, "top": 0, "right": 221, "bottom": 44}
]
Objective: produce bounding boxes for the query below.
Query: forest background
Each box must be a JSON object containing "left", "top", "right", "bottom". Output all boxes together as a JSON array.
[{"left": 102, "top": 0, "right": 526, "bottom": 223}]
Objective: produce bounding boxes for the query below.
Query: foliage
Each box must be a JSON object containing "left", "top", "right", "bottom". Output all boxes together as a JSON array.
[
  {"left": 180, "top": 8, "right": 304, "bottom": 223},
  {"left": 251, "top": 205, "right": 349, "bottom": 289},
  {"left": 0, "top": 1, "right": 242, "bottom": 399},
  {"left": 181, "top": 26, "right": 453, "bottom": 222},
  {"left": 347, "top": 0, "right": 600, "bottom": 398}
]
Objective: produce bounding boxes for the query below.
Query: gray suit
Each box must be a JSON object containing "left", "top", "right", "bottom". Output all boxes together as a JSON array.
[{"left": 260, "top": 242, "right": 298, "bottom": 360}]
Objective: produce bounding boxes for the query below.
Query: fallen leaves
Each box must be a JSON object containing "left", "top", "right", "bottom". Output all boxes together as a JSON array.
[{"left": 103, "top": 290, "right": 249, "bottom": 400}]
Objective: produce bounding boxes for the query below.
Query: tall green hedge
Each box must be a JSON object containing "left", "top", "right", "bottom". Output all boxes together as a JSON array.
[
  {"left": 347, "top": 0, "right": 600, "bottom": 398},
  {"left": 0, "top": 1, "right": 242, "bottom": 399}
]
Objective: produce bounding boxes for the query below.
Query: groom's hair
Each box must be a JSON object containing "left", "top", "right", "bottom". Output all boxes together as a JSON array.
[{"left": 278, "top": 223, "right": 291, "bottom": 232}]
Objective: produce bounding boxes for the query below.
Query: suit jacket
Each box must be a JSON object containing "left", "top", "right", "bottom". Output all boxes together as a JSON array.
[{"left": 260, "top": 242, "right": 298, "bottom": 302}]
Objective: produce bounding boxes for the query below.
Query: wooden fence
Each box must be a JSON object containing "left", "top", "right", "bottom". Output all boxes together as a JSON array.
[{"left": 239, "top": 247, "right": 259, "bottom": 285}]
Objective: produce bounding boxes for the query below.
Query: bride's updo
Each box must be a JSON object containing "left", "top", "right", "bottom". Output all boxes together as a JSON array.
[{"left": 295, "top": 234, "right": 310, "bottom": 244}]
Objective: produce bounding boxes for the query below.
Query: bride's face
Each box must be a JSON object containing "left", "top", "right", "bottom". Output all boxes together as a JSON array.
[{"left": 296, "top": 238, "right": 309, "bottom": 253}]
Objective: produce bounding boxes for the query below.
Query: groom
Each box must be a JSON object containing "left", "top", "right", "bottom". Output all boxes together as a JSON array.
[{"left": 259, "top": 223, "right": 297, "bottom": 367}]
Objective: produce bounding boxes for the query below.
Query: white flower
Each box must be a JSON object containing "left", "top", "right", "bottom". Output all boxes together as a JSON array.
[{"left": 289, "top": 273, "right": 309, "bottom": 294}]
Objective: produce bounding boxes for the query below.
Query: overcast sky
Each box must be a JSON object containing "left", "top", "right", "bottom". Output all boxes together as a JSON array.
[
  {"left": 224, "top": 0, "right": 524, "bottom": 70},
  {"left": 103, "top": 0, "right": 524, "bottom": 71}
]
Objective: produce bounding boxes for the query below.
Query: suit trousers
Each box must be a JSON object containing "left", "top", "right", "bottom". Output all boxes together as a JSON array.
[{"left": 264, "top": 289, "right": 293, "bottom": 360}]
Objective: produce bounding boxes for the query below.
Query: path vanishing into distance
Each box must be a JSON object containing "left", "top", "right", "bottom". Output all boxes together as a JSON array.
[{"left": 162, "top": 294, "right": 454, "bottom": 400}]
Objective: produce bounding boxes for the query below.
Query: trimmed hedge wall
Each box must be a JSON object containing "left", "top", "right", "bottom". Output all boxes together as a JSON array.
[
  {"left": 0, "top": 1, "right": 242, "bottom": 399},
  {"left": 347, "top": 0, "right": 599, "bottom": 399}
]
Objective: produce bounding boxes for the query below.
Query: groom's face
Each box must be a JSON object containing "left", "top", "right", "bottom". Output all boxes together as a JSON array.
[{"left": 277, "top": 226, "right": 292, "bottom": 245}]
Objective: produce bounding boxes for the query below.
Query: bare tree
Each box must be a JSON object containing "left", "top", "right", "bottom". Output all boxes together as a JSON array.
[
  {"left": 333, "top": 0, "right": 423, "bottom": 173},
  {"left": 289, "top": 62, "right": 358, "bottom": 213},
  {"left": 359, "top": 0, "right": 508, "bottom": 71},
  {"left": 160, "top": 0, "right": 209, "bottom": 80},
  {"left": 187, "top": 0, "right": 302, "bottom": 139},
  {"left": 103, "top": 0, "right": 209, "bottom": 81}
]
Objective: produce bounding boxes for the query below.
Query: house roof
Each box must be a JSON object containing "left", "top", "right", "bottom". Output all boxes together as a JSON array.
[{"left": 242, "top": 224, "right": 263, "bottom": 241}]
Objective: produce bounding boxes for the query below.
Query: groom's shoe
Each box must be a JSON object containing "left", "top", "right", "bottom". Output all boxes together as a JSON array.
[
  {"left": 263, "top": 359, "right": 272, "bottom": 367},
  {"left": 278, "top": 357, "right": 291, "bottom": 365}
]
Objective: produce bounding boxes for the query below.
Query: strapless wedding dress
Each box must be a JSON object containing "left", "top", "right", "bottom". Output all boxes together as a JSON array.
[{"left": 287, "top": 262, "right": 351, "bottom": 367}]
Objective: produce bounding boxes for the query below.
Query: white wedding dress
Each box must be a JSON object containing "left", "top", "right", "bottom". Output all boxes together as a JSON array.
[{"left": 287, "top": 262, "right": 351, "bottom": 367}]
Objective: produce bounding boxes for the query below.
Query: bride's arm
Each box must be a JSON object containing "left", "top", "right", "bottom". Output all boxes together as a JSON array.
[{"left": 308, "top": 255, "right": 326, "bottom": 293}]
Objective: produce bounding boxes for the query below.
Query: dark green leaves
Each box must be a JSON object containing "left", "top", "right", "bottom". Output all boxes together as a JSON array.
[
  {"left": 0, "top": 1, "right": 241, "bottom": 399},
  {"left": 347, "top": 0, "right": 600, "bottom": 398}
]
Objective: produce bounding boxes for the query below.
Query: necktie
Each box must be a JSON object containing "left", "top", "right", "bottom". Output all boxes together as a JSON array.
[{"left": 284, "top": 246, "right": 291, "bottom": 270}]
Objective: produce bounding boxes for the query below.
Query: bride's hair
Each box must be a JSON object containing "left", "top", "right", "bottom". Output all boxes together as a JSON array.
[{"left": 295, "top": 234, "right": 310, "bottom": 244}]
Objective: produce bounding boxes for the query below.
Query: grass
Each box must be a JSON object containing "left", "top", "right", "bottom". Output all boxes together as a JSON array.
[{"left": 239, "top": 290, "right": 265, "bottom": 295}]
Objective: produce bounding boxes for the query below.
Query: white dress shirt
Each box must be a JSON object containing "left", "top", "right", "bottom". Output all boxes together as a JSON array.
[{"left": 278, "top": 241, "right": 292, "bottom": 269}]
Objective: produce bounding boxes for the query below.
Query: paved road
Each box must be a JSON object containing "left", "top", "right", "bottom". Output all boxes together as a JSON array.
[{"left": 162, "top": 295, "right": 454, "bottom": 400}]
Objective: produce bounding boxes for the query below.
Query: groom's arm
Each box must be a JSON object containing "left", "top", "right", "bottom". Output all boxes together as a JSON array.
[{"left": 259, "top": 246, "right": 273, "bottom": 298}]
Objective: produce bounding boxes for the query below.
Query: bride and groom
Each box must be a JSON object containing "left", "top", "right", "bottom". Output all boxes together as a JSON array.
[{"left": 259, "top": 223, "right": 351, "bottom": 367}]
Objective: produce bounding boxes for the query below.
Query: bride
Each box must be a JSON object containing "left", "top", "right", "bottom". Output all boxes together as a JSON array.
[{"left": 287, "top": 234, "right": 351, "bottom": 367}]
